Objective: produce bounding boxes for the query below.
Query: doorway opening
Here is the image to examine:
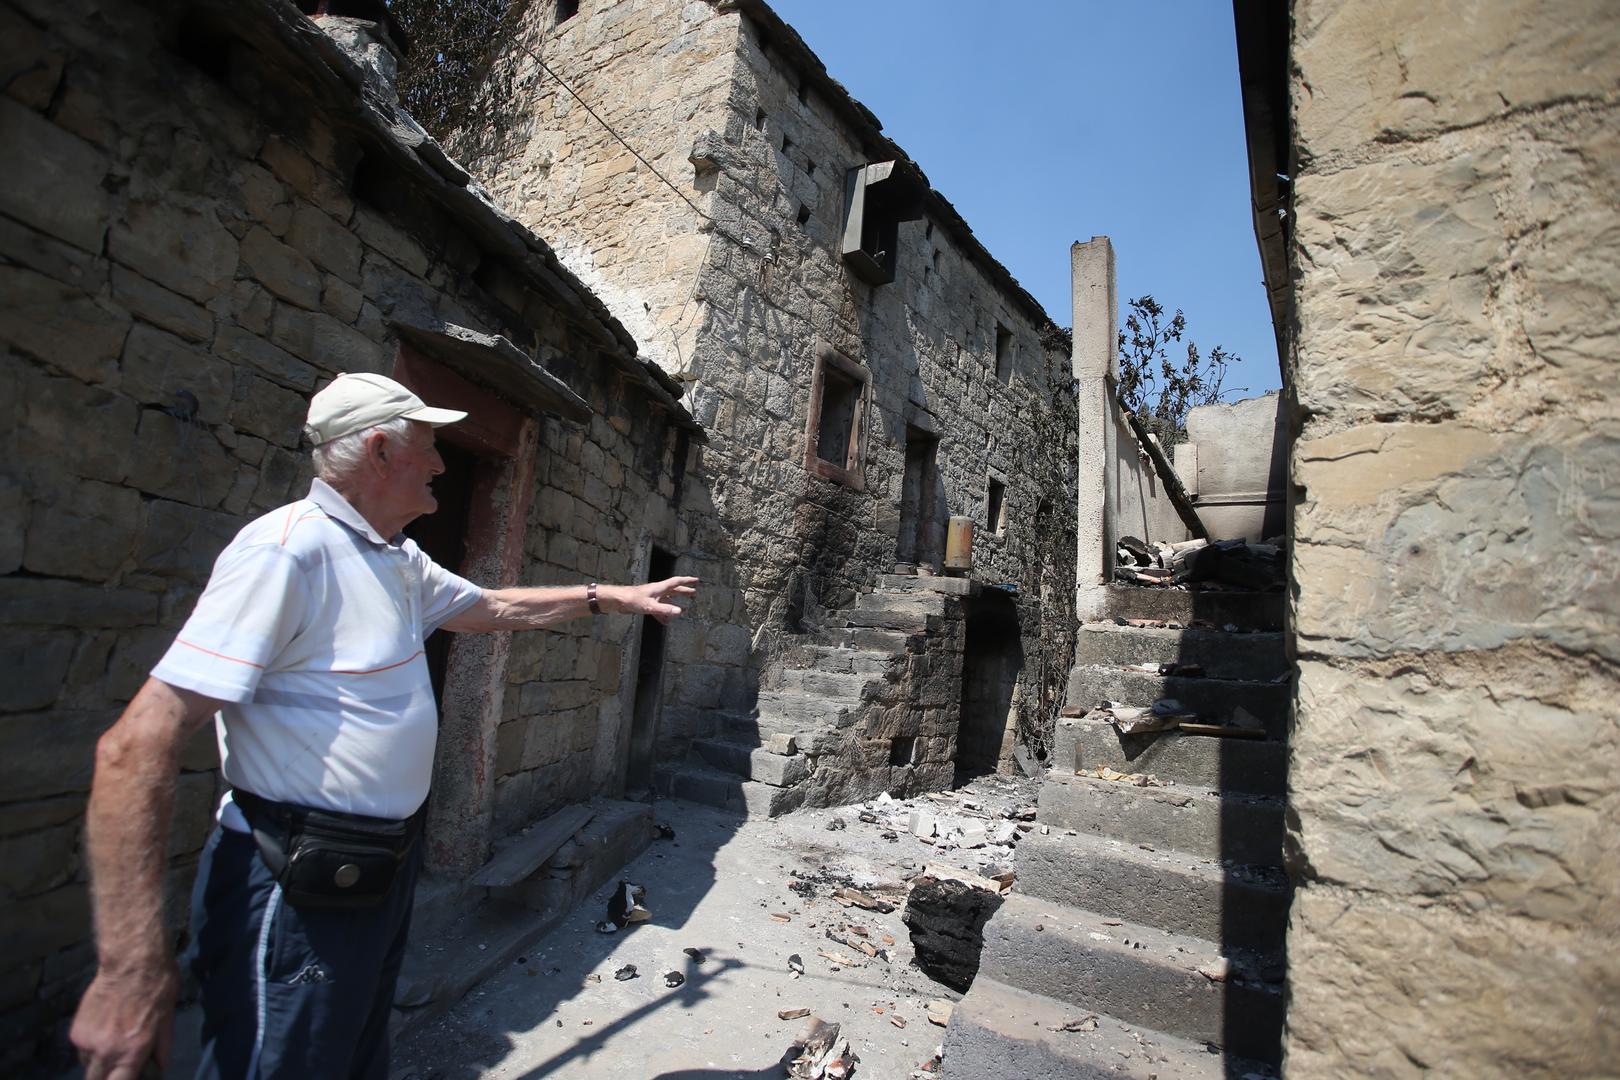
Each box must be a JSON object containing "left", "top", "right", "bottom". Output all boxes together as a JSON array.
[
  {"left": 897, "top": 427, "right": 940, "bottom": 570},
  {"left": 404, "top": 440, "right": 480, "bottom": 704},
  {"left": 955, "top": 592, "right": 1023, "bottom": 783},
  {"left": 626, "top": 546, "right": 677, "bottom": 793}
]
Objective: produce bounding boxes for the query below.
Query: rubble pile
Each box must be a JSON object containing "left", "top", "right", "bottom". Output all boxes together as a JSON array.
[
  {"left": 1114, "top": 535, "right": 1286, "bottom": 590},
  {"left": 901, "top": 864, "right": 1010, "bottom": 992}
]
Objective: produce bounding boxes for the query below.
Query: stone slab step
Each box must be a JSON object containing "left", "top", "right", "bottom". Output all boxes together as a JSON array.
[
  {"left": 855, "top": 590, "right": 948, "bottom": 615},
  {"left": 721, "top": 716, "right": 844, "bottom": 756},
  {"left": 844, "top": 606, "right": 940, "bottom": 632},
  {"left": 1065, "top": 665, "right": 1288, "bottom": 736},
  {"left": 978, "top": 893, "right": 1284, "bottom": 1065},
  {"left": 1037, "top": 772, "right": 1284, "bottom": 868},
  {"left": 813, "top": 627, "right": 913, "bottom": 652},
  {"left": 877, "top": 573, "right": 976, "bottom": 596},
  {"left": 1054, "top": 716, "right": 1287, "bottom": 795},
  {"left": 786, "top": 643, "right": 901, "bottom": 675},
  {"left": 692, "top": 737, "right": 809, "bottom": 787},
  {"left": 1075, "top": 623, "right": 1286, "bottom": 680},
  {"left": 754, "top": 690, "right": 858, "bottom": 731},
  {"left": 942, "top": 976, "right": 1276, "bottom": 1080},
  {"left": 653, "top": 760, "right": 806, "bottom": 818},
  {"left": 394, "top": 800, "right": 653, "bottom": 1023},
  {"left": 1103, "top": 584, "right": 1285, "bottom": 632},
  {"left": 1013, "top": 828, "right": 1288, "bottom": 953},
  {"left": 774, "top": 667, "right": 876, "bottom": 699}
]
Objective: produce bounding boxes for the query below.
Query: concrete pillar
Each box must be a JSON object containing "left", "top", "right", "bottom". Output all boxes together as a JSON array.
[{"left": 1071, "top": 237, "right": 1116, "bottom": 620}]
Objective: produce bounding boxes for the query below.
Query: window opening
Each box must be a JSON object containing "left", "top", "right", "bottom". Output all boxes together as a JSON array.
[
  {"left": 994, "top": 323, "right": 1013, "bottom": 382},
  {"left": 816, "top": 367, "right": 859, "bottom": 466},
  {"left": 796, "top": 203, "right": 812, "bottom": 228},
  {"left": 803, "top": 347, "right": 869, "bottom": 488},
  {"left": 986, "top": 477, "right": 1007, "bottom": 536},
  {"left": 889, "top": 736, "right": 919, "bottom": 767},
  {"left": 797, "top": 80, "right": 810, "bottom": 105},
  {"left": 754, "top": 107, "right": 767, "bottom": 130},
  {"left": 554, "top": 0, "right": 579, "bottom": 26},
  {"left": 806, "top": 159, "right": 817, "bottom": 177}
]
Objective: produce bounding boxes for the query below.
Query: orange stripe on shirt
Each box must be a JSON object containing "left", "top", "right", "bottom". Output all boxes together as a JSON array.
[
  {"left": 174, "top": 638, "right": 267, "bottom": 669},
  {"left": 280, "top": 509, "right": 326, "bottom": 546},
  {"left": 330, "top": 650, "right": 425, "bottom": 676}
]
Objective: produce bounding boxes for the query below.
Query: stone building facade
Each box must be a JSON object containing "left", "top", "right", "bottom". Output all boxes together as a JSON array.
[
  {"left": 452, "top": 0, "right": 1080, "bottom": 769},
  {"left": 0, "top": 0, "right": 733, "bottom": 1064},
  {"left": 1236, "top": 0, "right": 1620, "bottom": 1074}
]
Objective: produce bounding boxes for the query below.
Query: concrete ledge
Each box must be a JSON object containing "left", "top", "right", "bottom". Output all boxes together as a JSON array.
[
  {"left": 1074, "top": 624, "right": 1287, "bottom": 680},
  {"left": 942, "top": 976, "right": 1272, "bottom": 1080},
  {"left": 393, "top": 799, "right": 654, "bottom": 1026},
  {"left": 1053, "top": 716, "right": 1288, "bottom": 793},
  {"left": 978, "top": 894, "right": 1284, "bottom": 1064},
  {"left": 1036, "top": 772, "right": 1284, "bottom": 867},
  {"left": 1013, "top": 829, "right": 1288, "bottom": 953}
]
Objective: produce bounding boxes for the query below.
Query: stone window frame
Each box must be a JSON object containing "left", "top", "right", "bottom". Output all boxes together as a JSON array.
[{"left": 803, "top": 344, "right": 870, "bottom": 491}]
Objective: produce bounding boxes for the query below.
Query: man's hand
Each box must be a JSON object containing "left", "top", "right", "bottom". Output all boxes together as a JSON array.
[
  {"left": 613, "top": 576, "right": 699, "bottom": 624},
  {"left": 71, "top": 961, "right": 179, "bottom": 1080},
  {"left": 70, "top": 679, "right": 218, "bottom": 1080}
]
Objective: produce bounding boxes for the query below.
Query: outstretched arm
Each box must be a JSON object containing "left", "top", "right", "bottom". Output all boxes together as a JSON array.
[
  {"left": 442, "top": 576, "right": 700, "bottom": 633},
  {"left": 70, "top": 678, "right": 221, "bottom": 1080}
]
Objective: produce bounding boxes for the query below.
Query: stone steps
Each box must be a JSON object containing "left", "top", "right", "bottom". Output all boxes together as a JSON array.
[
  {"left": 1037, "top": 771, "right": 1285, "bottom": 868},
  {"left": 692, "top": 737, "right": 808, "bottom": 787},
  {"left": 1075, "top": 623, "right": 1286, "bottom": 681},
  {"left": 1013, "top": 828, "right": 1288, "bottom": 954},
  {"left": 942, "top": 975, "right": 1277, "bottom": 1080},
  {"left": 1102, "top": 583, "right": 1285, "bottom": 632},
  {"left": 652, "top": 760, "right": 805, "bottom": 818},
  {"left": 1055, "top": 714, "right": 1288, "bottom": 796},
  {"left": 1064, "top": 664, "right": 1288, "bottom": 735},
  {"left": 977, "top": 893, "right": 1285, "bottom": 1066}
]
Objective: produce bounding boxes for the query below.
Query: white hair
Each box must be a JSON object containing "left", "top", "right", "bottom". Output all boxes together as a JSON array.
[{"left": 311, "top": 415, "right": 415, "bottom": 482}]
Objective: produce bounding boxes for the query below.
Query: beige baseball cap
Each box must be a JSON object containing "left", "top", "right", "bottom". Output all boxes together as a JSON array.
[{"left": 304, "top": 373, "right": 467, "bottom": 446}]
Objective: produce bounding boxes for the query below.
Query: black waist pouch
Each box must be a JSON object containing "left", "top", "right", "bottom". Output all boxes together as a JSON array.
[{"left": 234, "top": 790, "right": 420, "bottom": 910}]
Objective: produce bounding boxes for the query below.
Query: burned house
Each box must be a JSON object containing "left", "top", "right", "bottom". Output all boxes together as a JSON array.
[
  {"left": 447, "top": 0, "right": 1081, "bottom": 806},
  {"left": 1, "top": 0, "right": 1081, "bottom": 1066}
]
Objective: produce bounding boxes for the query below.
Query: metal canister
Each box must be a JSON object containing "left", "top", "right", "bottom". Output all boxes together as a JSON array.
[{"left": 944, "top": 515, "right": 974, "bottom": 573}]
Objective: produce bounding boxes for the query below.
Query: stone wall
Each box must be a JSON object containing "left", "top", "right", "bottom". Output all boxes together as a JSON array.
[
  {"left": 0, "top": 0, "right": 718, "bottom": 1066},
  {"left": 1281, "top": 1, "right": 1620, "bottom": 1074},
  {"left": 460, "top": 0, "right": 1080, "bottom": 749}
]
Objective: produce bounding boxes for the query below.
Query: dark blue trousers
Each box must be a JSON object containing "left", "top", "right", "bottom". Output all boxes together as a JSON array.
[{"left": 187, "top": 825, "right": 421, "bottom": 1080}]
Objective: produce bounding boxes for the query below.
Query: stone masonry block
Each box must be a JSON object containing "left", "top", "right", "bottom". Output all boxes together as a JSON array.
[
  {"left": 240, "top": 225, "right": 322, "bottom": 310},
  {"left": 4, "top": 258, "right": 123, "bottom": 386},
  {"left": 1293, "top": 0, "right": 1620, "bottom": 162},
  {"left": 1285, "top": 885, "right": 1619, "bottom": 1078},
  {"left": 109, "top": 199, "right": 239, "bottom": 304},
  {"left": 24, "top": 479, "right": 140, "bottom": 580},
  {"left": 0, "top": 97, "right": 109, "bottom": 253}
]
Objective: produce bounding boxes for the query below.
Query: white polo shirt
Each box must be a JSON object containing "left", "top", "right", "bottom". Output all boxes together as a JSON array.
[{"left": 151, "top": 479, "right": 483, "bottom": 828}]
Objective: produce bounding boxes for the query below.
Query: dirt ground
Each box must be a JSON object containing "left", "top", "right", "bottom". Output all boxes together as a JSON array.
[{"left": 390, "top": 774, "right": 1041, "bottom": 1080}]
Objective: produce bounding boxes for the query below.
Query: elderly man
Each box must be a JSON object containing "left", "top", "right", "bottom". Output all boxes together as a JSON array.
[{"left": 70, "top": 373, "right": 697, "bottom": 1080}]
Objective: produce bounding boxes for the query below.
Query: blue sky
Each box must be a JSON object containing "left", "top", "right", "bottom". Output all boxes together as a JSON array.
[{"left": 768, "top": 0, "right": 1282, "bottom": 397}]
